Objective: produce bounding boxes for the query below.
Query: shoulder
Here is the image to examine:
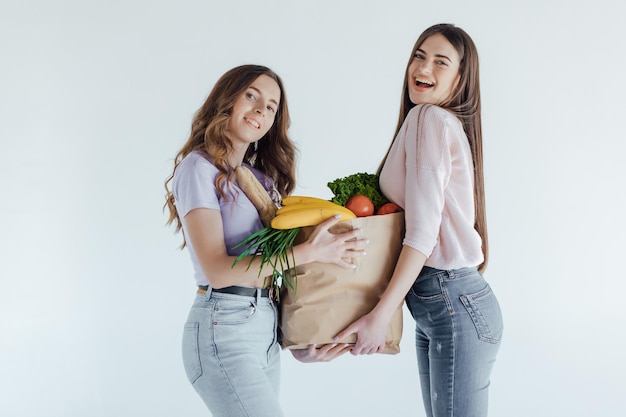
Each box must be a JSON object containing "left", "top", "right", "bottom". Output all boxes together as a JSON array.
[
  {"left": 406, "top": 104, "right": 459, "bottom": 128},
  {"left": 173, "top": 151, "right": 220, "bottom": 188},
  {"left": 179, "top": 151, "right": 216, "bottom": 171},
  {"left": 176, "top": 151, "right": 219, "bottom": 177},
  {"left": 405, "top": 105, "right": 465, "bottom": 146}
]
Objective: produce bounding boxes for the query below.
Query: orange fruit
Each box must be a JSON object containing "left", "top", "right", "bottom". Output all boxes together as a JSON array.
[
  {"left": 345, "top": 195, "right": 375, "bottom": 217},
  {"left": 376, "top": 202, "right": 402, "bottom": 215}
]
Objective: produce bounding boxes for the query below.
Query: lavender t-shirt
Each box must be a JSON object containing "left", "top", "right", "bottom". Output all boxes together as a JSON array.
[{"left": 172, "top": 151, "right": 277, "bottom": 286}]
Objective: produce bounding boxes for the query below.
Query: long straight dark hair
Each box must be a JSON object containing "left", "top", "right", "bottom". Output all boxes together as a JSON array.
[{"left": 379, "top": 24, "right": 488, "bottom": 272}]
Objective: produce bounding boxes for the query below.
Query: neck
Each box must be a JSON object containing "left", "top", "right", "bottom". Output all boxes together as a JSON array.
[{"left": 228, "top": 145, "right": 247, "bottom": 167}]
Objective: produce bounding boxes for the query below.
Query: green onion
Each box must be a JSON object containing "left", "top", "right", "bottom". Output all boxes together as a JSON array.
[{"left": 232, "top": 226, "right": 302, "bottom": 299}]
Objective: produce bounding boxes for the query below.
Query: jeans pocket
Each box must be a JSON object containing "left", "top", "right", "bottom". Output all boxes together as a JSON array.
[
  {"left": 460, "top": 285, "right": 503, "bottom": 344},
  {"left": 182, "top": 322, "right": 202, "bottom": 384},
  {"left": 214, "top": 300, "right": 257, "bottom": 325}
]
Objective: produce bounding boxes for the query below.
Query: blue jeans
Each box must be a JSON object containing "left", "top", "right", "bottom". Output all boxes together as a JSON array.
[
  {"left": 405, "top": 267, "right": 503, "bottom": 417},
  {"left": 182, "top": 288, "right": 283, "bottom": 417}
]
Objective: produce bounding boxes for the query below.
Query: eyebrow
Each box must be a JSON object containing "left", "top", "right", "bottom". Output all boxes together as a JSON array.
[
  {"left": 416, "top": 47, "right": 453, "bottom": 63},
  {"left": 249, "top": 86, "right": 279, "bottom": 106}
]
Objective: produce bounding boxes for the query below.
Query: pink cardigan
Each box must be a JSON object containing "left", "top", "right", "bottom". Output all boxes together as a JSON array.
[{"left": 379, "top": 104, "right": 483, "bottom": 270}]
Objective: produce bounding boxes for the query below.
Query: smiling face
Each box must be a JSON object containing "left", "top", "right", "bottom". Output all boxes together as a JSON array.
[
  {"left": 226, "top": 74, "right": 281, "bottom": 151},
  {"left": 407, "top": 33, "right": 461, "bottom": 106}
]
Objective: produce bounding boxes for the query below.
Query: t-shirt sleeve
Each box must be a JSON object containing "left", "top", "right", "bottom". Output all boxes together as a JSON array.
[
  {"left": 402, "top": 106, "right": 451, "bottom": 256},
  {"left": 172, "top": 155, "right": 220, "bottom": 218}
]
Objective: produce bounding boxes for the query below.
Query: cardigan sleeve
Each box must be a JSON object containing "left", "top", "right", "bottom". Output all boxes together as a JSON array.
[{"left": 402, "top": 105, "right": 452, "bottom": 256}]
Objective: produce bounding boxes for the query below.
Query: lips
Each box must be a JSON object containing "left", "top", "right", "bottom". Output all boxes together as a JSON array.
[
  {"left": 244, "top": 117, "right": 260, "bottom": 129},
  {"left": 415, "top": 78, "right": 434, "bottom": 88}
]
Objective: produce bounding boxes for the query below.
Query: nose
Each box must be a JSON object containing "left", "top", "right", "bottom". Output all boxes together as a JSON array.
[
  {"left": 419, "top": 61, "right": 433, "bottom": 74},
  {"left": 255, "top": 106, "right": 265, "bottom": 117}
]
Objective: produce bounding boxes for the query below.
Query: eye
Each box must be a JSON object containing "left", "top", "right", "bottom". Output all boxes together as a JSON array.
[
  {"left": 267, "top": 105, "right": 276, "bottom": 113},
  {"left": 436, "top": 60, "right": 449, "bottom": 66},
  {"left": 246, "top": 92, "right": 256, "bottom": 100},
  {"left": 413, "top": 53, "right": 425, "bottom": 60}
]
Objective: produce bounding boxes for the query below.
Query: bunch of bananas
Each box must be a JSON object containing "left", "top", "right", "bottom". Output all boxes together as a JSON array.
[
  {"left": 232, "top": 195, "right": 356, "bottom": 297},
  {"left": 271, "top": 196, "right": 356, "bottom": 230}
]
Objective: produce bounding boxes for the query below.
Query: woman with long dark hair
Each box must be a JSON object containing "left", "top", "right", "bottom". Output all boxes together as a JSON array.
[{"left": 336, "top": 25, "right": 503, "bottom": 417}]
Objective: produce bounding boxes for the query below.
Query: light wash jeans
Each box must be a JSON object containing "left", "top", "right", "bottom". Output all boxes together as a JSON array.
[
  {"left": 405, "top": 266, "right": 503, "bottom": 417},
  {"left": 182, "top": 288, "right": 283, "bottom": 417}
]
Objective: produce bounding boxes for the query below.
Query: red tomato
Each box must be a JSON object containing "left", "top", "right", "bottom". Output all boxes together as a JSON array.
[
  {"left": 345, "top": 195, "right": 375, "bottom": 217},
  {"left": 376, "top": 202, "right": 402, "bottom": 215}
]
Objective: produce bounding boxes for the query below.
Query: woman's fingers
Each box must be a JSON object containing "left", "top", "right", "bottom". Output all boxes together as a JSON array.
[
  {"left": 316, "top": 213, "right": 342, "bottom": 231},
  {"left": 290, "top": 343, "right": 352, "bottom": 363}
]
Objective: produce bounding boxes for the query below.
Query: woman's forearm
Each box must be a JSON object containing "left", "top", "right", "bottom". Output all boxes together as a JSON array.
[
  {"left": 373, "top": 245, "right": 427, "bottom": 318},
  {"left": 186, "top": 209, "right": 366, "bottom": 288}
]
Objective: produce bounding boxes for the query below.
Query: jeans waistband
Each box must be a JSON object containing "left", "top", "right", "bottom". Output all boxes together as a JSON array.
[
  {"left": 419, "top": 266, "right": 479, "bottom": 280},
  {"left": 197, "top": 285, "right": 271, "bottom": 298}
]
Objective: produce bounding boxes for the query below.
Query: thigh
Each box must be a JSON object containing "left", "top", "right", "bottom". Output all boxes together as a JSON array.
[
  {"left": 406, "top": 270, "right": 454, "bottom": 417},
  {"left": 182, "top": 294, "right": 283, "bottom": 417},
  {"left": 443, "top": 271, "right": 502, "bottom": 416},
  {"left": 413, "top": 325, "right": 435, "bottom": 417},
  {"left": 406, "top": 268, "right": 503, "bottom": 417}
]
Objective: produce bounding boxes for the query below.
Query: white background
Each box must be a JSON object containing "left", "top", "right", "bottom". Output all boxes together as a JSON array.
[{"left": 1, "top": 0, "right": 625, "bottom": 416}]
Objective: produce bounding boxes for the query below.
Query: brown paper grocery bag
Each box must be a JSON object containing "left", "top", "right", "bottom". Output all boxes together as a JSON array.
[{"left": 280, "top": 212, "right": 405, "bottom": 354}]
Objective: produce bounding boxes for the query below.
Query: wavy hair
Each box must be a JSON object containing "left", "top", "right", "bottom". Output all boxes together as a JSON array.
[
  {"left": 164, "top": 65, "right": 296, "bottom": 245},
  {"left": 379, "top": 24, "right": 489, "bottom": 272}
]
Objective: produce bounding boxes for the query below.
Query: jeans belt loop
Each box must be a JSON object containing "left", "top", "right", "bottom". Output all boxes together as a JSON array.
[{"left": 197, "top": 285, "right": 213, "bottom": 297}]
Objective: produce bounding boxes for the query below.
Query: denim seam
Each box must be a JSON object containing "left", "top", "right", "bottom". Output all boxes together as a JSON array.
[
  {"left": 441, "top": 274, "right": 456, "bottom": 416},
  {"left": 439, "top": 275, "right": 454, "bottom": 314},
  {"left": 184, "top": 322, "right": 202, "bottom": 384},
  {"left": 215, "top": 360, "right": 251, "bottom": 417},
  {"left": 450, "top": 312, "right": 456, "bottom": 417},
  {"left": 266, "top": 301, "right": 278, "bottom": 364},
  {"left": 211, "top": 311, "right": 252, "bottom": 417}
]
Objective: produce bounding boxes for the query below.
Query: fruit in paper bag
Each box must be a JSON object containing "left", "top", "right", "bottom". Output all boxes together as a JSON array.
[
  {"left": 376, "top": 202, "right": 402, "bottom": 215},
  {"left": 271, "top": 204, "right": 355, "bottom": 229},
  {"left": 345, "top": 195, "right": 375, "bottom": 217}
]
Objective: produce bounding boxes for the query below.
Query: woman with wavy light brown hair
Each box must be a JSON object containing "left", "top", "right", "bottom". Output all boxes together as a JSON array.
[
  {"left": 164, "top": 64, "right": 364, "bottom": 416},
  {"left": 336, "top": 25, "right": 503, "bottom": 417}
]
